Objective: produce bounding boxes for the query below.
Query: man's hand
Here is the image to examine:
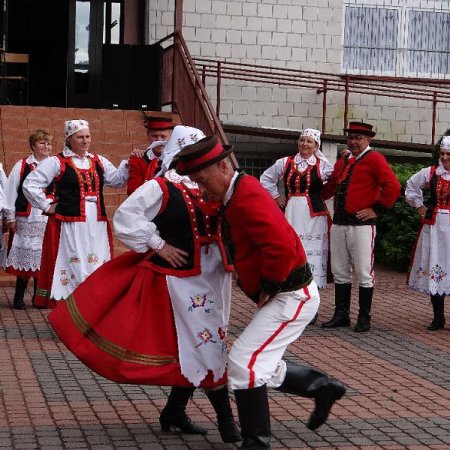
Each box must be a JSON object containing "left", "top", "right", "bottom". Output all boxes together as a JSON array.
[
  {"left": 130, "top": 148, "right": 146, "bottom": 158},
  {"left": 258, "top": 291, "right": 271, "bottom": 308},
  {"left": 275, "top": 196, "right": 287, "bottom": 209},
  {"left": 416, "top": 205, "right": 426, "bottom": 220},
  {"left": 356, "top": 208, "right": 377, "bottom": 221},
  {"left": 157, "top": 243, "right": 189, "bottom": 268}
]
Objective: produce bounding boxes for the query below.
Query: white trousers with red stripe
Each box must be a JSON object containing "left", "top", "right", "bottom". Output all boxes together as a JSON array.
[
  {"left": 330, "top": 224, "right": 376, "bottom": 288},
  {"left": 228, "top": 280, "right": 319, "bottom": 390}
]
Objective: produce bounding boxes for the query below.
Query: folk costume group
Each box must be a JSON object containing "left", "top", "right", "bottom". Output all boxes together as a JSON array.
[{"left": 6, "top": 115, "right": 450, "bottom": 449}]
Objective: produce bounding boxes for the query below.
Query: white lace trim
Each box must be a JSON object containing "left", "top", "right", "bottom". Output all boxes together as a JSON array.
[{"left": 7, "top": 217, "right": 47, "bottom": 271}]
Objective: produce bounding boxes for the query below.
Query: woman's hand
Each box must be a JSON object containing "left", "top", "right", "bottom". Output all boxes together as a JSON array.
[
  {"left": 44, "top": 203, "right": 57, "bottom": 216},
  {"left": 275, "top": 196, "right": 286, "bottom": 209},
  {"left": 157, "top": 243, "right": 189, "bottom": 268}
]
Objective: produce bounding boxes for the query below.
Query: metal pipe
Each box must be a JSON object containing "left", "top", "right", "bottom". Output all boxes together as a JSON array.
[
  {"left": 321, "top": 80, "right": 327, "bottom": 133},
  {"left": 344, "top": 75, "right": 349, "bottom": 130},
  {"left": 201, "top": 65, "right": 206, "bottom": 85},
  {"left": 432, "top": 92, "right": 437, "bottom": 145},
  {"left": 216, "top": 60, "right": 222, "bottom": 119}
]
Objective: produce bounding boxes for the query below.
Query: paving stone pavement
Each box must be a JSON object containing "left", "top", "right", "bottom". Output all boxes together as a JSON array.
[{"left": 1, "top": 266, "right": 450, "bottom": 449}]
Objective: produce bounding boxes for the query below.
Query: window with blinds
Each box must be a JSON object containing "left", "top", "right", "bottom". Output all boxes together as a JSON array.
[
  {"left": 343, "top": 6, "right": 398, "bottom": 73},
  {"left": 343, "top": 3, "right": 450, "bottom": 78},
  {"left": 407, "top": 10, "right": 450, "bottom": 76}
]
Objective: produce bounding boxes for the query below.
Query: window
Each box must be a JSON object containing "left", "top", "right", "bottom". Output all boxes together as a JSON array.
[
  {"left": 237, "top": 157, "right": 276, "bottom": 179},
  {"left": 343, "top": 2, "right": 450, "bottom": 78},
  {"left": 103, "top": 1, "right": 123, "bottom": 44},
  {"left": 407, "top": 10, "right": 450, "bottom": 76},
  {"left": 343, "top": 6, "right": 398, "bottom": 73}
]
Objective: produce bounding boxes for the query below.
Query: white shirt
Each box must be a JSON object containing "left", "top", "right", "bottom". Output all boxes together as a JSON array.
[
  {"left": 405, "top": 165, "right": 450, "bottom": 209},
  {"left": 114, "top": 169, "right": 197, "bottom": 253}
]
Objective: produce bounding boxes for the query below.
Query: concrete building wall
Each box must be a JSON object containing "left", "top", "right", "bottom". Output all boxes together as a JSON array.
[{"left": 148, "top": 0, "right": 450, "bottom": 146}]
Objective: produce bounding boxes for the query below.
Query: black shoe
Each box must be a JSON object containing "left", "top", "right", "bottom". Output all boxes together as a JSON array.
[
  {"left": 427, "top": 319, "right": 445, "bottom": 331},
  {"left": 159, "top": 387, "right": 208, "bottom": 435},
  {"left": 307, "top": 380, "right": 346, "bottom": 430},
  {"left": 159, "top": 411, "right": 208, "bottom": 434},
  {"left": 276, "top": 362, "right": 346, "bottom": 431},
  {"left": 354, "top": 322, "right": 370, "bottom": 332},
  {"left": 13, "top": 300, "right": 26, "bottom": 310},
  {"left": 321, "top": 315, "right": 350, "bottom": 328}
]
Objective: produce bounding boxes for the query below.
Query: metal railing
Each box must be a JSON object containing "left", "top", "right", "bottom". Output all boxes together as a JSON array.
[
  {"left": 159, "top": 32, "right": 228, "bottom": 144},
  {"left": 194, "top": 57, "right": 450, "bottom": 146}
]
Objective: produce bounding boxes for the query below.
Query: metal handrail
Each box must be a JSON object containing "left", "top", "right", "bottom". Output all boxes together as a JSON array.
[
  {"left": 161, "top": 32, "right": 228, "bottom": 144},
  {"left": 194, "top": 57, "right": 450, "bottom": 145}
]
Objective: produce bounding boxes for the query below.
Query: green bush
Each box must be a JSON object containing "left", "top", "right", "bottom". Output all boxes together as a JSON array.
[{"left": 375, "top": 163, "right": 427, "bottom": 271}]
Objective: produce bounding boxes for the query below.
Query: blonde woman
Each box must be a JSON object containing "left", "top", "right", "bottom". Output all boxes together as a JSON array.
[{"left": 5, "top": 129, "right": 54, "bottom": 309}]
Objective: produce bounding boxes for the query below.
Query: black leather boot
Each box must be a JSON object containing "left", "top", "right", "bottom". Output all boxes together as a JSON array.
[
  {"left": 354, "top": 286, "right": 374, "bottom": 332},
  {"left": 13, "top": 277, "right": 28, "bottom": 310},
  {"left": 428, "top": 294, "right": 445, "bottom": 331},
  {"left": 276, "top": 362, "right": 346, "bottom": 430},
  {"left": 321, "top": 283, "right": 351, "bottom": 328},
  {"left": 234, "top": 385, "right": 271, "bottom": 449},
  {"left": 31, "top": 277, "right": 38, "bottom": 307},
  {"left": 206, "top": 386, "right": 241, "bottom": 443},
  {"left": 159, "top": 386, "right": 208, "bottom": 434}
]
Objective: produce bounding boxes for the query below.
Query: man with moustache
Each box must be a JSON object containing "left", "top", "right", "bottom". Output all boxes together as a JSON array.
[{"left": 321, "top": 122, "right": 401, "bottom": 332}]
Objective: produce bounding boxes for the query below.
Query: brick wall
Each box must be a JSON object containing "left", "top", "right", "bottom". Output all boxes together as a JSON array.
[
  {"left": 0, "top": 106, "right": 177, "bottom": 283},
  {"left": 149, "top": 0, "right": 450, "bottom": 145}
]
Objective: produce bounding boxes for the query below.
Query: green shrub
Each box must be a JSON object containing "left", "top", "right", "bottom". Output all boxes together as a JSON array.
[{"left": 375, "top": 163, "right": 427, "bottom": 271}]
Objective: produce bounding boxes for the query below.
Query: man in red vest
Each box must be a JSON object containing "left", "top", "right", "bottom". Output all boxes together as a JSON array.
[
  {"left": 127, "top": 116, "right": 174, "bottom": 195},
  {"left": 321, "top": 121, "right": 401, "bottom": 332}
]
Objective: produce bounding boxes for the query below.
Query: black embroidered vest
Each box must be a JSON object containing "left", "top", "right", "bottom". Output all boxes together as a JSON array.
[
  {"left": 145, "top": 179, "right": 232, "bottom": 275},
  {"left": 15, "top": 159, "right": 54, "bottom": 217},
  {"left": 53, "top": 153, "right": 107, "bottom": 222},
  {"left": 282, "top": 157, "right": 327, "bottom": 215},
  {"left": 333, "top": 151, "right": 376, "bottom": 225}
]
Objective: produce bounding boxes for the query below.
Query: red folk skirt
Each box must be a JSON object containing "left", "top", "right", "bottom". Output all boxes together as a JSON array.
[{"left": 49, "top": 250, "right": 227, "bottom": 387}]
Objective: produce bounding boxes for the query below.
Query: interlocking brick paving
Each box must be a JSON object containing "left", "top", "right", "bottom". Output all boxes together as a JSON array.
[{"left": 1, "top": 267, "right": 450, "bottom": 449}]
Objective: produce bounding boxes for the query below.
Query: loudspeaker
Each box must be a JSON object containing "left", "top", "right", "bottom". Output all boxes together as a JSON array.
[{"left": 101, "top": 44, "right": 162, "bottom": 110}]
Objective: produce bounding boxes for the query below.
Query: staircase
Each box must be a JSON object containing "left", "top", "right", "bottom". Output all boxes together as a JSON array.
[{"left": 0, "top": 105, "right": 179, "bottom": 284}]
